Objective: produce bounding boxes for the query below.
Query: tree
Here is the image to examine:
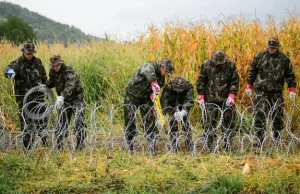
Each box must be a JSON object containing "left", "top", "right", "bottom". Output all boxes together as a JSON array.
[{"left": 0, "top": 15, "right": 36, "bottom": 44}]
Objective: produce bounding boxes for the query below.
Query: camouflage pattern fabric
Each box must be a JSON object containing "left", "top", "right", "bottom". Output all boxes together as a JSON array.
[
  {"left": 203, "top": 102, "right": 236, "bottom": 150},
  {"left": 253, "top": 91, "right": 284, "bottom": 142},
  {"left": 160, "top": 76, "right": 194, "bottom": 151},
  {"left": 124, "top": 92, "right": 158, "bottom": 148},
  {"left": 160, "top": 76, "right": 194, "bottom": 113},
  {"left": 3, "top": 54, "right": 48, "bottom": 149},
  {"left": 46, "top": 63, "right": 84, "bottom": 105},
  {"left": 125, "top": 62, "right": 165, "bottom": 99},
  {"left": 46, "top": 63, "right": 86, "bottom": 150},
  {"left": 247, "top": 49, "right": 296, "bottom": 142},
  {"left": 56, "top": 102, "right": 86, "bottom": 150},
  {"left": 196, "top": 55, "right": 239, "bottom": 103},
  {"left": 247, "top": 49, "right": 296, "bottom": 93}
]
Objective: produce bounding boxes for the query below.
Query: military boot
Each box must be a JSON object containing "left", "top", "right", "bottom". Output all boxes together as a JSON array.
[
  {"left": 170, "top": 132, "right": 178, "bottom": 153},
  {"left": 41, "top": 136, "right": 48, "bottom": 147},
  {"left": 23, "top": 133, "right": 34, "bottom": 150}
]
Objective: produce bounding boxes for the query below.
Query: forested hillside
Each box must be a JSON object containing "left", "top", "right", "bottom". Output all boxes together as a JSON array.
[{"left": 0, "top": 1, "right": 102, "bottom": 44}]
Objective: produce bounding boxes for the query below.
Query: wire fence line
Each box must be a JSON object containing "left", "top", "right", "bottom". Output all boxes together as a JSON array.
[{"left": 1, "top": 96, "right": 300, "bottom": 158}]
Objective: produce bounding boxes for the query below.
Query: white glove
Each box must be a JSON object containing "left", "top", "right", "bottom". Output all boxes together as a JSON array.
[
  {"left": 151, "top": 81, "right": 160, "bottom": 95},
  {"left": 226, "top": 97, "right": 235, "bottom": 106},
  {"left": 245, "top": 88, "right": 252, "bottom": 97},
  {"left": 7, "top": 68, "right": 15, "bottom": 79},
  {"left": 55, "top": 96, "right": 64, "bottom": 109},
  {"left": 38, "top": 83, "right": 46, "bottom": 87},
  {"left": 174, "top": 110, "right": 187, "bottom": 122},
  {"left": 289, "top": 92, "right": 296, "bottom": 102}
]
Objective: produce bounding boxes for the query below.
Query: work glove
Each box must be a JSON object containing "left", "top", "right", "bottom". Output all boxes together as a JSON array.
[
  {"left": 289, "top": 87, "right": 296, "bottom": 102},
  {"left": 38, "top": 83, "right": 46, "bottom": 87},
  {"left": 198, "top": 95, "right": 205, "bottom": 109},
  {"left": 226, "top": 94, "right": 235, "bottom": 106},
  {"left": 7, "top": 68, "right": 15, "bottom": 79},
  {"left": 151, "top": 81, "right": 160, "bottom": 95},
  {"left": 150, "top": 93, "right": 156, "bottom": 102},
  {"left": 245, "top": 84, "right": 253, "bottom": 97},
  {"left": 174, "top": 109, "right": 187, "bottom": 122},
  {"left": 55, "top": 96, "right": 64, "bottom": 109}
]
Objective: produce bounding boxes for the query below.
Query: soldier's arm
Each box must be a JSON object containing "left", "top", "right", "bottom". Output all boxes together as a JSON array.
[
  {"left": 140, "top": 63, "right": 157, "bottom": 83},
  {"left": 45, "top": 70, "right": 55, "bottom": 89},
  {"left": 183, "top": 83, "right": 194, "bottom": 112},
  {"left": 196, "top": 62, "right": 206, "bottom": 95},
  {"left": 61, "top": 71, "right": 78, "bottom": 99},
  {"left": 284, "top": 57, "right": 297, "bottom": 90},
  {"left": 247, "top": 53, "right": 260, "bottom": 86},
  {"left": 3, "top": 60, "right": 19, "bottom": 78},
  {"left": 38, "top": 59, "right": 48, "bottom": 84},
  {"left": 229, "top": 63, "right": 239, "bottom": 95},
  {"left": 160, "top": 85, "right": 170, "bottom": 114}
]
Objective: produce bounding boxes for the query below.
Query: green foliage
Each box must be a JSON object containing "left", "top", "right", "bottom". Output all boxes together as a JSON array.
[
  {"left": 0, "top": 15, "right": 36, "bottom": 44},
  {"left": 188, "top": 173, "right": 244, "bottom": 194},
  {"left": 0, "top": 2, "right": 103, "bottom": 45}
]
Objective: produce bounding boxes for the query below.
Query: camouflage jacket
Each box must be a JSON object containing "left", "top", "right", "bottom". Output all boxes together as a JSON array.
[
  {"left": 196, "top": 59, "right": 239, "bottom": 102},
  {"left": 161, "top": 76, "right": 194, "bottom": 112},
  {"left": 46, "top": 63, "right": 84, "bottom": 103},
  {"left": 3, "top": 55, "right": 47, "bottom": 103},
  {"left": 247, "top": 49, "right": 296, "bottom": 93},
  {"left": 125, "top": 62, "right": 165, "bottom": 99}
]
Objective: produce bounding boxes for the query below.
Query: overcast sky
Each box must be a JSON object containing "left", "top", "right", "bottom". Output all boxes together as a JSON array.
[{"left": 2, "top": 0, "right": 300, "bottom": 40}]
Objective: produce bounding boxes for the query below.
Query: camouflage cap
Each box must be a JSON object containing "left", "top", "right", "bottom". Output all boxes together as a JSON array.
[
  {"left": 170, "top": 76, "right": 188, "bottom": 93},
  {"left": 160, "top": 59, "right": 174, "bottom": 74},
  {"left": 267, "top": 37, "right": 281, "bottom": 48},
  {"left": 211, "top": 50, "right": 228, "bottom": 65},
  {"left": 21, "top": 40, "right": 36, "bottom": 54},
  {"left": 50, "top": 54, "right": 64, "bottom": 67}
]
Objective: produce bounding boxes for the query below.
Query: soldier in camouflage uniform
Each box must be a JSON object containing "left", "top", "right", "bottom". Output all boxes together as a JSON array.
[
  {"left": 3, "top": 40, "right": 48, "bottom": 149},
  {"left": 196, "top": 50, "right": 239, "bottom": 152},
  {"left": 124, "top": 59, "right": 174, "bottom": 153},
  {"left": 246, "top": 37, "right": 297, "bottom": 145},
  {"left": 46, "top": 55, "right": 86, "bottom": 151},
  {"left": 160, "top": 76, "right": 194, "bottom": 152}
]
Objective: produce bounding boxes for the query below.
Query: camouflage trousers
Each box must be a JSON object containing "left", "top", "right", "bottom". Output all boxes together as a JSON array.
[
  {"left": 202, "top": 102, "right": 236, "bottom": 149},
  {"left": 18, "top": 101, "right": 48, "bottom": 149},
  {"left": 56, "top": 101, "right": 87, "bottom": 150},
  {"left": 165, "top": 106, "right": 192, "bottom": 151},
  {"left": 253, "top": 91, "right": 284, "bottom": 142},
  {"left": 124, "top": 93, "right": 158, "bottom": 149}
]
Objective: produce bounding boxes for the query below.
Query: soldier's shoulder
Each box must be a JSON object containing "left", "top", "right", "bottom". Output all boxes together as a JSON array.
[
  {"left": 202, "top": 59, "right": 212, "bottom": 67},
  {"left": 255, "top": 50, "right": 267, "bottom": 58},
  {"left": 278, "top": 51, "right": 289, "bottom": 59}
]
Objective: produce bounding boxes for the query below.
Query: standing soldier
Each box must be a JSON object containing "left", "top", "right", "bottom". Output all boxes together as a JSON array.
[
  {"left": 3, "top": 40, "right": 48, "bottom": 149},
  {"left": 246, "top": 37, "right": 297, "bottom": 145},
  {"left": 196, "top": 50, "right": 239, "bottom": 152},
  {"left": 160, "top": 76, "right": 194, "bottom": 152},
  {"left": 46, "top": 55, "right": 86, "bottom": 151},
  {"left": 124, "top": 59, "right": 174, "bottom": 153}
]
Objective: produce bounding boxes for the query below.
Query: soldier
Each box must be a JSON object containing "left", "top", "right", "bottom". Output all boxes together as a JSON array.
[
  {"left": 160, "top": 76, "right": 194, "bottom": 152},
  {"left": 246, "top": 37, "right": 297, "bottom": 145},
  {"left": 3, "top": 40, "right": 48, "bottom": 149},
  {"left": 46, "top": 54, "right": 86, "bottom": 151},
  {"left": 196, "top": 50, "right": 239, "bottom": 152},
  {"left": 124, "top": 59, "right": 174, "bottom": 153}
]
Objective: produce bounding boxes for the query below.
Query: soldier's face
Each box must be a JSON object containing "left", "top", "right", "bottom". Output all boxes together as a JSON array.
[
  {"left": 24, "top": 52, "right": 33, "bottom": 60},
  {"left": 268, "top": 47, "right": 278, "bottom": 54},
  {"left": 53, "top": 64, "right": 62, "bottom": 72},
  {"left": 160, "top": 66, "right": 168, "bottom": 76}
]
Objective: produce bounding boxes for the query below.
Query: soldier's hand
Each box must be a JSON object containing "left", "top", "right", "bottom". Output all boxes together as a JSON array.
[
  {"left": 245, "top": 84, "right": 253, "bottom": 97},
  {"left": 38, "top": 83, "right": 46, "bottom": 87},
  {"left": 150, "top": 93, "right": 156, "bottom": 102},
  {"left": 197, "top": 95, "right": 205, "bottom": 109},
  {"left": 226, "top": 94, "right": 235, "bottom": 106},
  {"left": 55, "top": 96, "right": 64, "bottom": 109},
  {"left": 151, "top": 81, "right": 160, "bottom": 95},
  {"left": 289, "top": 92, "right": 296, "bottom": 102},
  {"left": 7, "top": 68, "right": 15, "bottom": 79}
]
